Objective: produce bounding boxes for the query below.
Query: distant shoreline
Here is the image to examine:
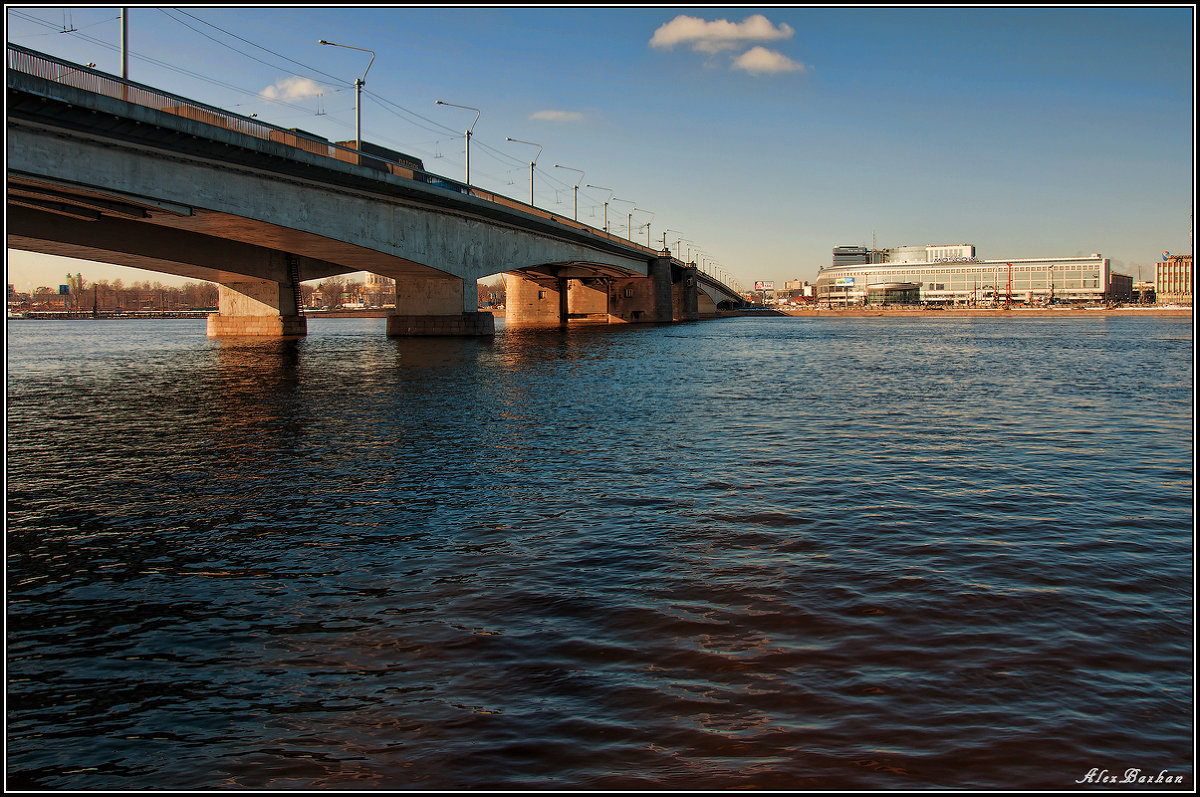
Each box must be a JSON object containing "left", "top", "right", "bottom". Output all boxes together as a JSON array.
[
  {"left": 10, "top": 307, "right": 1192, "bottom": 322},
  {"left": 723, "top": 307, "right": 1194, "bottom": 319}
]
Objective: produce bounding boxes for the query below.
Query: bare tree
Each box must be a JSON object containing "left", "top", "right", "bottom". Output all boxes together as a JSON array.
[
  {"left": 478, "top": 278, "right": 505, "bottom": 307},
  {"left": 319, "top": 276, "right": 346, "bottom": 308}
]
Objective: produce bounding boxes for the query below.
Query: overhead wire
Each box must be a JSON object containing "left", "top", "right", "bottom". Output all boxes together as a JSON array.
[
  {"left": 151, "top": 9, "right": 555, "bottom": 185},
  {"left": 165, "top": 8, "right": 347, "bottom": 86},
  {"left": 158, "top": 8, "right": 341, "bottom": 90},
  {"left": 8, "top": 9, "right": 343, "bottom": 121}
]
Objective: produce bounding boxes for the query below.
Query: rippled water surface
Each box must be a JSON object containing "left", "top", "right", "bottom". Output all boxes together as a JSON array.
[{"left": 6, "top": 315, "right": 1194, "bottom": 790}]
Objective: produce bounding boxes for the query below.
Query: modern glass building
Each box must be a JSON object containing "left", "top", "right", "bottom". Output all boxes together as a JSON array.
[
  {"left": 865, "top": 282, "right": 921, "bottom": 306},
  {"left": 816, "top": 244, "right": 1117, "bottom": 306}
]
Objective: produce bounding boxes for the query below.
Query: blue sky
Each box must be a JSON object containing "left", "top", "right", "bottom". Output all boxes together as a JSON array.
[{"left": 5, "top": 6, "right": 1195, "bottom": 291}]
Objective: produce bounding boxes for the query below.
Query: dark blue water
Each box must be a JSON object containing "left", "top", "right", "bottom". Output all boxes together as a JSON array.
[{"left": 5, "top": 315, "right": 1194, "bottom": 790}]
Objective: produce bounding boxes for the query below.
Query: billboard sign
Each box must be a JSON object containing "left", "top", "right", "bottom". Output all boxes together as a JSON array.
[
  {"left": 835, "top": 277, "right": 855, "bottom": 286},
  {"left": 754, "top": 281, "right": 774, "bottom": 291}
]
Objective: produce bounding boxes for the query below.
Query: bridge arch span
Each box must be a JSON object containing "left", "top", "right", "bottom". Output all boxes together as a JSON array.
[{"left": 7, "top": 45, "right": 742, "bottom": 335}]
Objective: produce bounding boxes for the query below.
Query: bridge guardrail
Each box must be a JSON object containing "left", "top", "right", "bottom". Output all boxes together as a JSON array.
[{"left": 8, "top": 43, "right": 740, "bottom": 293}]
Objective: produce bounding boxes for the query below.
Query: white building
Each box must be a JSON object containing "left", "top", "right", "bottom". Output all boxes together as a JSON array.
[
  {"left": 816, "top": 244, "right": 1116, "bottom": 306},
  {"left": 364, "top": 272, "right": 396, "bottom": 307}
]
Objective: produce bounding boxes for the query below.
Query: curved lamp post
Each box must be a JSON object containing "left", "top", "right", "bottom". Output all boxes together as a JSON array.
[
  {"left": 634, "top": 209, "right": 654, "bottom": 247},
  {"left": 585, "top": 184, "right": 613, "bottom": 232},
  {"left": 554, "top": 164, "right": 584, "bottom": 220},
  {"left": 611, "top": 197, "right": 636, "bottom": 240},
  {"left": 436, "top": 100, "right": 479, "bottom": 186},
  {"left": 318, "top": 39, "right": 375, "bottom": 155},
  {"left": 505, "top": 137, "right": 542, "bottom": 206}
]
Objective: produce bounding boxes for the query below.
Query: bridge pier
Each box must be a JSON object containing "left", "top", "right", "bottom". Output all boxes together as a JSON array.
[
  {"left": 606, "top": 254, "right": 674, "bottom": 323},
  {"left": 566, "top": 278, "right": 610, "bottom": 321},
  {"left": 505, "top": 254, "right": 700, "bottom": 326},
  {"left": 207, "top": 258, "right": 306, "bottom": 337},
  {"left": 673, "top": 263, "right": 700, "bottom": 322},
  {"left": 504, "top": 273, "right": 563, "bottom": 324},
  {"left": 387, "top": 275, "right": 495, "bottom": 336}
]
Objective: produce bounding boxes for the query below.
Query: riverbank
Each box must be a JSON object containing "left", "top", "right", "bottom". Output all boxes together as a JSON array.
[
  {"left": 722, "top": 307, "right": 1193, "bottom": 319},
  {"left": 11, "top": 307, "right": 1191, "bottom": 322}
]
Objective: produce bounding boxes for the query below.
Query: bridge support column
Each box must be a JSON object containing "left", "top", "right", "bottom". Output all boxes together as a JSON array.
[
  {"left": 567, "top": 278, "right": 609, "bottom": 321},
  {"left": 504, "top": 273, "right": 565, "bottom": 324},
  {"left": 607, "top": 254, "right": 674, "bottom": 323},
  {"left": 673, "top": 263, "right": 699, "bottom": 321},
  {"left": 387, "top": 275, "right": 495, "bottom": 336},
  {"left": 207, "top": 269, "right": 306, "bottom": 337}
]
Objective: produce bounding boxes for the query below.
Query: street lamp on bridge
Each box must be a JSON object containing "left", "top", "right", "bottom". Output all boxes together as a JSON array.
[
  {"left": 634, "top": 208, "right": 654, "bottom": 247},
  {"left": 505, "top": 137, "right": 542, "bottom": 206},
  {"left": 585, "top": 184, "right": 613, "bottom": 232},
  {"left": 318, "top": 39, "right": 375, "bottom": 156},
  {"left": 637, "top": 223, "right": 650, "bottom": 247},
  {"left": 436, "top": 100, "right": 479, "bottom": 186},
  {"left": 611, "top": 197, "right": 636, "bottom": 240},
  {"left": 554, "top": 164, "right": 584, "bottom": 220}
]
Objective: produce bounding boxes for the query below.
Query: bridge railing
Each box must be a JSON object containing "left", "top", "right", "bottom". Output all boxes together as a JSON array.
[
  {"left": 9, "top": 43, "right": 742, "bottom": 291},
  {"left": 8, "top": 44, "right": 278, "bottom": 141}
]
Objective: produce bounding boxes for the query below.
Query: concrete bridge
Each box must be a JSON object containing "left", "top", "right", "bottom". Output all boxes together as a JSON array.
[{"left": 6, "top": 45, "right": 744, "bottom": 337}]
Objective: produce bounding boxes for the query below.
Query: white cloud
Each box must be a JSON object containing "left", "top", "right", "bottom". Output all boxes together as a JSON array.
[
  {"left": 259, "top": 76, "right": 324, "bottom": 101},
  {"left": 650, "top": 13, "right": 794, "bottom": 54},
  {"left": 531, "top": 110, "right": 584, "bottom": 122},
  {"left": 732, "top": 46, "right": 806, "bottom": 76}
]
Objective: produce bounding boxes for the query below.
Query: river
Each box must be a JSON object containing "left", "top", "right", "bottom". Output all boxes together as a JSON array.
[{"left": 5, "top": 315, "right": 1193, "bottom": 790}]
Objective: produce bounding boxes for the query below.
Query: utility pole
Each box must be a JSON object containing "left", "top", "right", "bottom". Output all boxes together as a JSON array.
[{"left": 121, "top": 8, "right": 128, "bottom": 79}]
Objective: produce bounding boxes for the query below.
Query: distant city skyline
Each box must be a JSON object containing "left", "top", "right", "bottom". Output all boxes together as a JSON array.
[{"left": 5, "top": 6, "right": 1195, "bottom": 292}]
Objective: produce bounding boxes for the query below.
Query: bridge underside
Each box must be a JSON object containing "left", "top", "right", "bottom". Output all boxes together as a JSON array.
[
  {"left": 8, "top": 176, "right": 704, "bottom": 333},
  {"left": 8, "top": 174, "right": 718, "bottom": 334},
  {"left": 8, "top": 180, "right": 494, "bottom": 338},
  {"left": 697, "top": 277, "right": 744, "bottom": 314},
  {"left": 7, "top": 174, "right": 490, "bottom": 285}
]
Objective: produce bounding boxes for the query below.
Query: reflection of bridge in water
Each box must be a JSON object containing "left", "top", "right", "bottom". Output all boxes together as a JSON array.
[{"left": 6, "top": 44, "right": 745, "bottom": 338}]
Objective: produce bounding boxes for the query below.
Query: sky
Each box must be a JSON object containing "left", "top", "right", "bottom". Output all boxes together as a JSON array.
[{"left": 5, "top": 5, "right": 1196, "bottom": 292}]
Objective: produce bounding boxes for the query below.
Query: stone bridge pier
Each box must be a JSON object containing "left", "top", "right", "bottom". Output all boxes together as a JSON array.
[
  {"left": 387, "top": 274, "right": 495, "bottom": 336},
  {"left": 206, "top": 267, "right": 495, "bottom": 339},
  {"left": 206, "top": 252, "right": 307, "bottom": 337},
  {"left": 208, "top": 263, "right": 495, "bottom": 337},
  {"left": 505, "top": 252, "right": 699, "bottom": 326}
]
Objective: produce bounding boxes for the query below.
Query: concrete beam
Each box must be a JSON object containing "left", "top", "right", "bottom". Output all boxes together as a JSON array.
[
  {"left": 7, "top": 124, "right": 652, "bottom": 284},
  {"left": 6, "top": 204, "right": 340, "bottom": 285}
]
